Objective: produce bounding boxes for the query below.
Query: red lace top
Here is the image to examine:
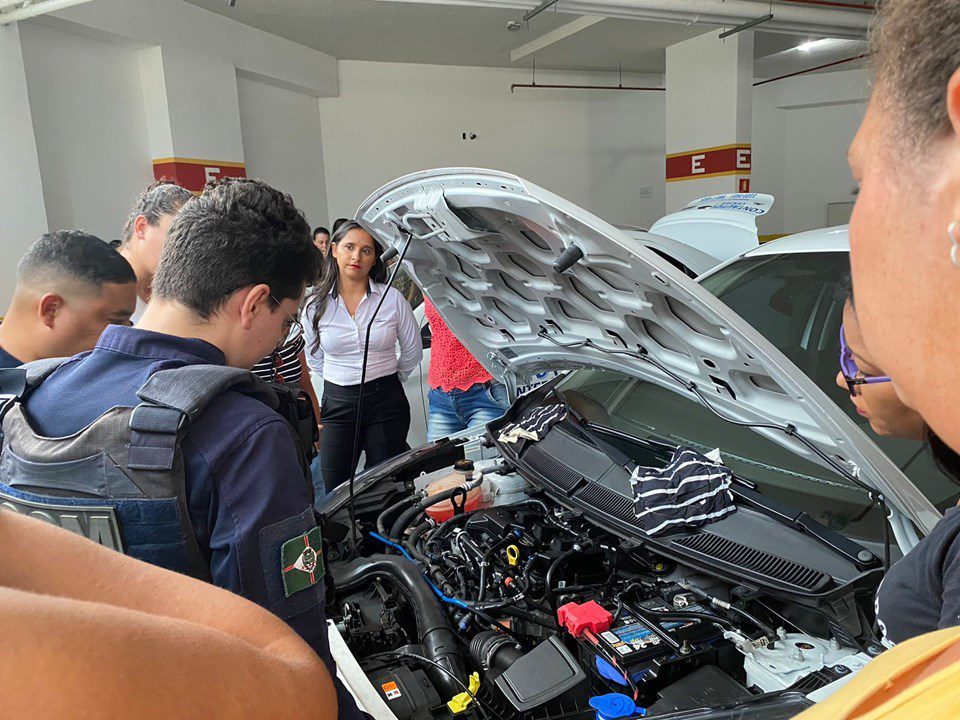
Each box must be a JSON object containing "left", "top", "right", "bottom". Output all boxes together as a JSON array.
[{"left": 425, "top": 299, "right": 493, "bottom": 392}]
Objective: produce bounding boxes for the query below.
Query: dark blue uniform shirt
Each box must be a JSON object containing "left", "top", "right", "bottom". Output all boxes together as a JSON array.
[
  {"left": 0, "top": 344, "right": 22, "bottom": 368},
  {"left": 24, "top": 325, "right": 361, "bottom": 720}
]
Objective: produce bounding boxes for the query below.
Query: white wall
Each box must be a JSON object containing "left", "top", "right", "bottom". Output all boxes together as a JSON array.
[
  {"left": 319, "top": 61, "right": 667, "bottom": 229},
  {"left": 752, "top": 68, "right": 868, "bottom": 237},
  {"left": 0, "top": 23, "right": 48, "bottom": 308},
  {"left": 238, "top": 75, "right": 330, "bottom": 230},
  {"left": 19, "top": 21, "right": 153, "bottom": 242}
]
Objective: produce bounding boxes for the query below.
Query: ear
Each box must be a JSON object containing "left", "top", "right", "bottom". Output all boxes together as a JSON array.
[
  {"left": 238, "top": 284, "right": 272, "bottom": 330},
  {"left": 945, "top": 68, "right": 960, "bottom": 220},
  {"left": 133, "top": 214, "right": 149, "bottom": 241},
  {"left": 38, "top": 294, "right": 62, "bottom": 329},
  {"left": 331, "top": 241, "right": 341, "bottom": 259}
]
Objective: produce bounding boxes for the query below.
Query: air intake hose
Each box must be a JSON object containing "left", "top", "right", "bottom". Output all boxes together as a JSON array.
[
  {"left": 332, "top": 554, "right": 467, "bottom": 697},
  {"left": 470, "top": 631, "right": 524, "bottom": 674}
]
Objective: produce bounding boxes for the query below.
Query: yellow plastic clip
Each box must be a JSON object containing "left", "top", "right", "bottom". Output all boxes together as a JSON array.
[
  {"left": 506, "top": 544, "right": 520, "bottom": 567},
  {"left": 447, "top": 672, "right": 481, "bottom": 714}
]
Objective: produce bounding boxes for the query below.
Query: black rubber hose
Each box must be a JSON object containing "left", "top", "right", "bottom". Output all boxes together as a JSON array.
[
  {"left": 478, "top": 532, "right": 520, "bottom": 602},
  {"left": 544, "top": 546, "right": 582, "bottom": 619},
  {"left": 404, "top": 521, "right": 433, "bottom": 562},
  {"left": 332, "top": 554, "right": 467, "bottom": 697},
  {"left": 376, "top": 492, "right": 423, "bottom": 537},
  {"left": 390, "top": 486, "right": 468, "bottom": 540},
  {"left": 470, "top": 631, "right": 524, "bottom": 673},
  {"left": 641, "top": 608, "right": 738, "bottom": 631},
  {"left": 678, "top": 581, "right": 776, "bottom": 639}
]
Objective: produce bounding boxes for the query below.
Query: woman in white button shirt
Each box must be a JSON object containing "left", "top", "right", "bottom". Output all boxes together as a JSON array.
[{"left": 303, "top": 221, "right": 422, "bottom": 492}]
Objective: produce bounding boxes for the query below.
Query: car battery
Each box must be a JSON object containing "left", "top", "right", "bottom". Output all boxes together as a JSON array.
[{"left": 593, "top": 598, "right": 725, "bottom": 682}]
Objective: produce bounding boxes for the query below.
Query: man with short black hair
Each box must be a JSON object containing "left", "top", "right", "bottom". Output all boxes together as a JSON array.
[
  {"left": 116, "top": 180, "right": 193, "bottom": 322},
  {"left": 3, "top": 179, "right": 360, "bottom": 719},
  {"left": 0, "top": 231, "right": 137, "bottom": 367}
]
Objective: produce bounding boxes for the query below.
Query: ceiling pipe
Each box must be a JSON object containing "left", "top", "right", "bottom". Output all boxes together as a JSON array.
[
  {"left": 511, "top": 82, "right": 664, "bottom": 92},
  {"left": 780, "top": 0, "right": 874, "bottom": 10},
  {"left": 374, "top": 0, "right": 871, "bottom": 38},
  {"left": 0, "top": 0, "right": 95, "bottom": 24},
  {"left": 753, "top": 51, "right": 869, "bottom": 85},
  {"left": 718, "top": 13, "right": 774, "bottom": 38},
  {"left": 522, "top": 0, "right": 559, "bottom": 21}
]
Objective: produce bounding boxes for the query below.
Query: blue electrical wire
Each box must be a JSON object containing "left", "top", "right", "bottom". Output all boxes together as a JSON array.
[{"left": 369, "top": 531, "right": 471, "bottom": 609}]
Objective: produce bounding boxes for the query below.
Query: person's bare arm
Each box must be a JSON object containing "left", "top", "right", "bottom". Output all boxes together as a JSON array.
[
  {"left": 0, "top": 511, "right": 336, "bottom": 711},
  {"left": 0, "top": 585, "right": 336, "bottom": 720}
]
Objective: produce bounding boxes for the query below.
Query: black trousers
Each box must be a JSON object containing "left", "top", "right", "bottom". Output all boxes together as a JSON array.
[{"left": 319, "top": 373, "right": 411, "bottom": 493}]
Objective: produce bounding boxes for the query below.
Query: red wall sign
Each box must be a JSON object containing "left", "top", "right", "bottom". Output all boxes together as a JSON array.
[
  {"left": 666, "top": 144, "right": 751, "bottom": 183},
  {"left": 152, "top": 157, "right": 246, "bottom": 193}
]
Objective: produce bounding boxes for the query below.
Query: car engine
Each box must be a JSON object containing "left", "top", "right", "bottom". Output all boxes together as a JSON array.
[{"left": 323, "top": 435, "right": 879, "bottom": 720}]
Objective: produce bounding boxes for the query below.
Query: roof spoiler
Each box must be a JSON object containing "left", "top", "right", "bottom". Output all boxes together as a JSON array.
[{"left": 650, "top": 193, "right": 774, "bottom": 264}]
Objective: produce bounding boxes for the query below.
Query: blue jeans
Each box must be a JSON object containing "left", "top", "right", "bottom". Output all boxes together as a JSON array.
[
  {"left": 310, "top": 455, "right": 326, "bottom": 509},
  {"left": 427, "top": 382, "right": 509, "bottom": 442}
]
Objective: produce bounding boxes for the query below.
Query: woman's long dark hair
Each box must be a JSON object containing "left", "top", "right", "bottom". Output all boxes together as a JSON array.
[{"left": 304, "top": 220, "right": 387, "bottom": 351}]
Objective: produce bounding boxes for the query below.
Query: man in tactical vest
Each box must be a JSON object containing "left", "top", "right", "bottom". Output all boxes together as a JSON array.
[{"left": 0, "top": 178, "right": 361, "bottom": 720}]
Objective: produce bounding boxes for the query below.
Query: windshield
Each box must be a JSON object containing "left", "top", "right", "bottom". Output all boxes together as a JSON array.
[{"left": 558, "top": 250, "right": 958, "bottom": 544}]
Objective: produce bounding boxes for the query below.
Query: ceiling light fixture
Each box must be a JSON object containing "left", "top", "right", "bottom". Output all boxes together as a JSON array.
[{"left": 795, "top": 38, "right": 836, "bottom": 52}]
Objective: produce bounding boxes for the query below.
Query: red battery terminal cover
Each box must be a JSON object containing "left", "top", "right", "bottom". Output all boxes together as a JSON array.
[{"left": 557, "top": 600, "right": 613, "bottom": 638}]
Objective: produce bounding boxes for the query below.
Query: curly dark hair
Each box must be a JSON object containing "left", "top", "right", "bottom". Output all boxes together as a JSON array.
[
  {"left": 872, "top": 0, "right": 960, "bottom": 149},
  {"left": 151, "top": 177, "right": 319, "bottom": 318},
  {"left": 120, "top": 180, "right": 193, "bottom": 244}
]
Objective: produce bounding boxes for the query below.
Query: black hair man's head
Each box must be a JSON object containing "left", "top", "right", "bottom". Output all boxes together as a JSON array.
[
  {"left": 18, "top": 231, "right": 136, "bottom": 290},
  {"left": 151, "top": 177, "right": 319, "bottom": 318}
]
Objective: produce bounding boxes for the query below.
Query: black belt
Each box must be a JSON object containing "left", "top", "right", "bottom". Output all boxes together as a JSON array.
[{"left": 323, "top": 373, "right": 400, "bottom": 397}]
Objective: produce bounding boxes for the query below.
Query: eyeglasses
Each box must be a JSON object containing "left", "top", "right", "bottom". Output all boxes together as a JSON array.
[
  {"left": 270, "top": 295, "right": 303, "bottom": 352},
  {"left": 839, "top": 323, "right": 890, "bottom": 396}
]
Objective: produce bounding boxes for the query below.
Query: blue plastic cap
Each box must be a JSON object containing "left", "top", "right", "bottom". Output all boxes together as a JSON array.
[
  {"left": 595, "top": 657, "right": 628, "bottom": 686},
  {"left": 589, "top": 693, "right": 642, "bottom": 720}
]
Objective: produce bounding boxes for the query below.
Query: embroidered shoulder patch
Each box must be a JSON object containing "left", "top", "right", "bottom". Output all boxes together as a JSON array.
[{"left": 280, "top": 526, "right": 325, "bottom": 598}]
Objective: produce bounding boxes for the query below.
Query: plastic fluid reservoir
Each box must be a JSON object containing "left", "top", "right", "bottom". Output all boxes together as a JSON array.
[
  {"left": 424, "top": 459, "right": 489, "bottom": 522},
  {"left": 486, "top": 472, "right": 530, "bottom": 507}
]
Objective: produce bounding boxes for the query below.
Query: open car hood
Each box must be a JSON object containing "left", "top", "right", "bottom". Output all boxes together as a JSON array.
[{"left": 357, "top": 168, "right": 940, "bottom": 535}]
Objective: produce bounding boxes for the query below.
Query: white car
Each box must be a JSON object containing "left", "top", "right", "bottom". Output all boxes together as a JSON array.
[{"left": 318, "top": 168, "right": 948, "bottom": 720}]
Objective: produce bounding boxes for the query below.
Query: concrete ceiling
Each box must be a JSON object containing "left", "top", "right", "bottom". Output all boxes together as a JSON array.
[{"left": 184, "top": 0, "right": 868, "bottom": 77}]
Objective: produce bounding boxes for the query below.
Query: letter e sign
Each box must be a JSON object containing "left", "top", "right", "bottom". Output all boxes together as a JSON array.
[
  {"left": 691, "top": 155, "right": 706, "bottom": 175},
  {"left": 736, "top": 149, "right": 751, "bottom": 171},
  {"left": 204, "top": 166, "right": 222, "bottom": 184}
]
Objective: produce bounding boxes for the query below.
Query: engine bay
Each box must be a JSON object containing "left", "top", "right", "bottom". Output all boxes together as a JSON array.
[{"left": 321, "top": 425, "right": 883, "bottom": 720}]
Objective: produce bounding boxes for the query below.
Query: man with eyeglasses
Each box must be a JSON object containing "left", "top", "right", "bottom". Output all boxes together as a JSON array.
[{"left": 0, "top": 178, "right": 363, "bottom": 720}]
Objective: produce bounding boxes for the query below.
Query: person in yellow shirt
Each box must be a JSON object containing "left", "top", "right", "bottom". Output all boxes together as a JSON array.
[{"left": 795, "top": 627, "right": 960, "bottom": 719}]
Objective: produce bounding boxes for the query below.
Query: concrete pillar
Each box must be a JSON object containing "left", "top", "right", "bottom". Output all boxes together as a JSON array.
[
  {"left": 138, "top": 46, "right": 246, "bottom": 192},
  {"left": 0, "top": 22, "right": 48, "bottom": 306},
  {"left": 665, "top": 29, "right": 754, "bottom": 211}
]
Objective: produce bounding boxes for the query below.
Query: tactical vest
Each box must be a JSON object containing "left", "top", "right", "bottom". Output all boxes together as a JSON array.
[{"left": 0, "top": 360, "right": 318, "bottom": 580}]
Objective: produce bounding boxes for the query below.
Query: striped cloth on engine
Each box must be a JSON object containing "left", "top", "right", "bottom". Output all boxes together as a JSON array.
[
  {"left": 630, "top": 447, "right": 736, "bottom": 536},
  {"left": 497, "top": 404, "right": 567, "bottom": 444}
]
